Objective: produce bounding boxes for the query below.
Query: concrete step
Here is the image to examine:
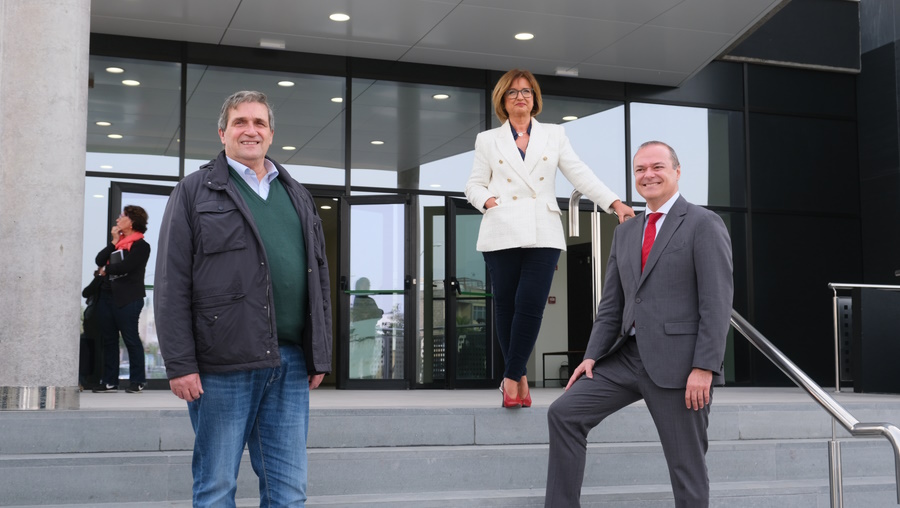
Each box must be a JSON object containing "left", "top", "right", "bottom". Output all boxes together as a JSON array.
[
  {"left": 1, "top": 439, "right": 895, "bottom": 505},
  {"left": 4, "top": 478, "right": 898, "bottom": 507}
]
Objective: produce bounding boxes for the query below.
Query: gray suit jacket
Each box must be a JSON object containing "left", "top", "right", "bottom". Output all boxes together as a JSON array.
[{"left": 584, "top": 195, "right": 733, "bottom": 389}]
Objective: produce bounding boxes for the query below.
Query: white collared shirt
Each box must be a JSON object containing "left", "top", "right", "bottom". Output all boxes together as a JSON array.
[
  {"left": 226, "top": 156, "right": 279, "bottom": 199},
  {"left": 641, "top": 191, "right": 681, "bottom": 242}
]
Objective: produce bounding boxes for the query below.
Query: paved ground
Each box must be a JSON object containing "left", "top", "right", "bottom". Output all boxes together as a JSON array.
[{"left": 78, "top": 385, "right": 900, "bottom": 411}]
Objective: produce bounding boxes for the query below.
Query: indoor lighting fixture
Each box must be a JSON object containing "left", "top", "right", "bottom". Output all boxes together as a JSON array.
[
  {"left": 95, "top": 121, "right": 111, "bottom": 127},
  {"left": 432, "top": 94, "right": 450, "bottom": 100},
  {"left": 320, "top": 205, "right": 333, "bottom": 210},
  {"left": 515, "top": 33, "right": 534, "bottom": 41},
  {"left": 329, "top": 13, "right": 350, "bottom": 22},
  {"left": 370, "top": 140, "right": 384, "bottom": 145},
  {"left": 562, "top": 116, "right": 578, "bottom": 121},
  {"left": 429, "top": 184, "right": 441, "bottom": 188},
  {"left": 282, "top": 146, "right": 297, "bottom": 151},
  {"left": 331, "top": 97, "right": 343, "bottom": 103},
  {"left": 259, "top": 39, "right": 286, "bottom": 50},
  {"left": 100, "top": 165, "right": 113, "bottom": 169},
  {"left": 122, "top": 79, "right": 140, "bottom": 86},
  {"left": 105, "top": 67, "right": 124, "bottom": 74},
  {"left": 93, "top": 194, "right": 105, "bottom": 199},
  {"left": 278, "top": 80, "right": 295, "bottom": 87},
  {"left": 107, "top": 134, "right": 123, "bottom": 139}
]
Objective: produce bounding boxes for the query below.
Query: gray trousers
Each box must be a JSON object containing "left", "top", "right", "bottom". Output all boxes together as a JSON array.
[{"left": 545, "top": 339, "right": 711, "bottom": 508}]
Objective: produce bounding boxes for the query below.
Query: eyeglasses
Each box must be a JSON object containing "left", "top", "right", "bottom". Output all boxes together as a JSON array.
[{"left": 506, "top": 88, "right": 533, "bottom": 99}]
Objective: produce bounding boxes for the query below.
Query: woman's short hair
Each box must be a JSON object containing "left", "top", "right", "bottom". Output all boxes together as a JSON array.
[
  {"left": 123, "top": 205, "right": 149, "bottom": 233},
  {"left": 491, "top": 69, "right": 543, "bottom": 123},
  {"left": 217, "top": 90, "right": 275, "bottom": 132}
]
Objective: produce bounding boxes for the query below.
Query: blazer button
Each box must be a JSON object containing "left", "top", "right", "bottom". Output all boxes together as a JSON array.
[
  {"left": 512, "top": 196, "right": 518, "bottom": 200},
  {"left": 543, "top": 156, "right": 548, "bottom": 161},
  {"left": 532, "top": 194, "right": 537, "bottom": 199},
  {"left": 499, "top": 160, "right": 503, "bottom": 164},
  {"left": 539, "top": 177, "right": 544, "bottom": 181},
  {"left": 507, "top": 178, "right": 512, "bottom": 182}
]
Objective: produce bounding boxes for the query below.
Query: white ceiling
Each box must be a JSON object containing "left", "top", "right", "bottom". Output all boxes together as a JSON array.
[{"left": 90, "top": 0, "right": 787, "bottom": 87}]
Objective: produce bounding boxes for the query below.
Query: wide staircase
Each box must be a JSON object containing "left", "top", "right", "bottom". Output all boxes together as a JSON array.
[{"left": 2, "top": 386, "right": 900, "bottom": 507}]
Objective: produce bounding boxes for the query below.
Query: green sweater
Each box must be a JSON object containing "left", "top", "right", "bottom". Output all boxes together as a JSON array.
[{"left": 231, "top": 168, "right": 308, "bottom": 345}]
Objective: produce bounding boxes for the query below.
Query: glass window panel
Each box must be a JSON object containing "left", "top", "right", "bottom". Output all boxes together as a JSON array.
[
  {"left": 87, "top": 56, "right": 181, "bottom": 177},
  {"left": 351, "top": 79, "right": 484, "bottom": 192},
  {"left": 630, "top": 103, "right": 745, "bottom": 207},
  {"left": 184, "top": 65, "right": 345, "bottom": 185},
  {"left": 541, "top": 97, "right": 627, "bottom": 201}
]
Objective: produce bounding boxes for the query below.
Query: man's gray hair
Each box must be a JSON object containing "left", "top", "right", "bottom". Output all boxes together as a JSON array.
[
  {"left": 637, "top": 140, "right": 680, "bottom": 168},
  {"left": 217, "top": 91, "right": 275, "bottom": 132}
]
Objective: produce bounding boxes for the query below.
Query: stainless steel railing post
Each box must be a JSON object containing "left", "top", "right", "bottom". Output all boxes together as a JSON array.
[{"left": 568, "top": 190, "right": 603, "bottom": 319}]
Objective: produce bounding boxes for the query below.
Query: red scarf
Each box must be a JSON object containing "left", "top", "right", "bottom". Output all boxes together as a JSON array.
[{"left": 115, "top": 232, "right": 144, "bottom": 252}]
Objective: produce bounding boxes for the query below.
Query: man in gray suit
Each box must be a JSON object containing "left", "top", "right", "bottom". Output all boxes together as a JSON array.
[{"left": 545, "top": 141, "right": 733, "bottom": 508}]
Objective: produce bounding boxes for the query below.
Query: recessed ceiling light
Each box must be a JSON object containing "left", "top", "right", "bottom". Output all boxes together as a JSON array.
[
  {"left": 562, "top": 116, "right": 578, "bottom": 121},
  {"left": 332, "top": 198, "right": 339, "bottom": 201},
  {"left": 370, "top": 140, "right": 384, "bottom": 145},
  {"left": 331, "top": 97, "right": 343, "bottom": 103},
  {"left": 100, "top": 165, "right": 113, "bottom": 169},
  {"left": 259, "top": 39, "right": 286, "bottom": 50},
  {"left": 93, "top": 194, "right": 105, "bottom": 198},
  {"left": 278, "top": 80, "right": 295, "bottom": 87},
  {"left": 432, "top": 94, "right": 450, "bottom": 100},
  {"left": 320, "top": 205, "right": 333, "bottom": 210},
  {"left": 95, "top": 121, "right": 112, "bottom": 127},
  {"left": 106, "top": 67, "right": 124, "bottom": 74},
  {"left": 515, "top": 33, "right": 534, "bottom": 41},
  {"left": 107, "top": 134, "right": 123, "bottom": 139},
  {"left": 282, "top": 146, "right": 297, "bottom": 151},
  {"left": 329, "top": 13, "right": 350, "bottom": 22},
  {"left": 429, "top": 184, "right": 442, "bottom": 188},
  {"left": 122, "top": 79, "right": 140, "bottom": 86}
]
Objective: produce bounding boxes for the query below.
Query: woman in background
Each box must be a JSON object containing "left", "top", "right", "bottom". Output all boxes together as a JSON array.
[{"left": 92, "top": 205, "right": 151, "bottom": 393}]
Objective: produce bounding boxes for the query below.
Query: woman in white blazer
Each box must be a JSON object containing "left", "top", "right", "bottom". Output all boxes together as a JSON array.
[{"left": 465, "top": 69, "right": 634, "bottom": 408}]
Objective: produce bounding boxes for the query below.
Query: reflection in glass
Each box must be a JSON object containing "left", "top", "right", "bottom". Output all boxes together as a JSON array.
[
  {"left": 630, "top": 103, "right": 745, "bottom": 207},
  {"left": 349, "top": 203, "right": 405, "bottom": 379},
  {"left": 541, "top": 97, "right": 626, "bottom": 200},
  {"left": 351, "top": 79, "right": 484, "bottom": 191},
  {"left": 420, "top": 197, "right": 445, "bottom": 384}
]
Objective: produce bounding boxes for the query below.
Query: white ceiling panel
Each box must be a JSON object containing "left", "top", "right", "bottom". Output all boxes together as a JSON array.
[{"left": 90, "top": 0, "right": 789, "bottom": 87}]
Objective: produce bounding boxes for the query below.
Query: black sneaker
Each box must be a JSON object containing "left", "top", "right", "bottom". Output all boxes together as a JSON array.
[
  {"left": 126, "top": 383, "right": 145, "bottom": 393},
  {"left": 92, "top": 384, "right": 118, "bottom": 393}
]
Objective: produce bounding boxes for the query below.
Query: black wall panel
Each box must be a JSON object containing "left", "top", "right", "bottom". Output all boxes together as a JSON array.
[{"left": 748, "top": 65, "right": 857, "bottom": 118}]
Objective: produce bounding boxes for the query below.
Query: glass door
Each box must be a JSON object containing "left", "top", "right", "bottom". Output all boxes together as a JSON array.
[{"left": 340, "top": 195, "right": 413, "bottom": 388}]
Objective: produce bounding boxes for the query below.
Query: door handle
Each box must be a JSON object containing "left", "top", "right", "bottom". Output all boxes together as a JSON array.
[{"left": 449, "top": 276, "right": 462, "bottom": 295}]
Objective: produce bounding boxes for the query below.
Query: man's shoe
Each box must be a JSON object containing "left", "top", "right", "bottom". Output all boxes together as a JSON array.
[
  {"left": 92, "top": 384, "right": 118, "bottom": 393},
  {"left": 126, "top": 383, "right": 145, "bottom": 393}
]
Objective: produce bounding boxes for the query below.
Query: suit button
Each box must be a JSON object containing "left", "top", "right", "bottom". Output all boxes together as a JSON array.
[
  {"left": 507, "top": 178, "right": 512, "bottom": 182},
  {"left": 539, "top": 177, "right": 544, "bottom": 181},
  {"left": 635, "top": 298, "right": 642, "bottom": 303},
  {"left": 499, "top": 160, "right": 503, "bottom": 164},
  {"left": 512, "top": 196, "right": 518, "bottom": 200}
]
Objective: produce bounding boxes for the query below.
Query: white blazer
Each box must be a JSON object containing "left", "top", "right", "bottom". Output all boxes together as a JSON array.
[{"left": 465, "top": 118, "right": 621, "bottom": 252}]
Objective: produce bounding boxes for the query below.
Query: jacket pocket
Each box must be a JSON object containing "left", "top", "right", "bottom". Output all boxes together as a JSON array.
[
  {"left": 192, "top": 295, "right": 266, "bottom": 362},
  {"left": 196, "top": 200, "right": 247, "bottom": 254},
  {"left": 664, "top": 321, "right": 699, "bottom": 335}
]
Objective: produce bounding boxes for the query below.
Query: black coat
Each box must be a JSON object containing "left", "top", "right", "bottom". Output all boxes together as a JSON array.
[{"left": 95, "top": 239, "right": 150, "bottom": 307}]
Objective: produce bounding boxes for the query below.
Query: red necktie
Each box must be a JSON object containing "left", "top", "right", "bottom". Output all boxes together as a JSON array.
[{"left": 641, "top": 213, "right": 663, "bottom": 272}]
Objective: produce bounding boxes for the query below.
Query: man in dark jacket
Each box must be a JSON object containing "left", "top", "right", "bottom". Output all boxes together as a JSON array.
[{"left": 155, "top": 90, "right": 332, "bottom": 507}]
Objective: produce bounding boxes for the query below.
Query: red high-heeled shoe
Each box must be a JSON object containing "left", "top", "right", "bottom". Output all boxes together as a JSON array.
[
  {"left": 520, "top": 390, "right": 532, "bottom": 408},
  {"left": 500, "top": 383, "right": 521, "bottom": 408}
]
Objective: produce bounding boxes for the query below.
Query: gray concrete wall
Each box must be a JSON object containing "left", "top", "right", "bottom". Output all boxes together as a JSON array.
[{"left": 0, "top": 0, "right": 90, "bottom": 408}]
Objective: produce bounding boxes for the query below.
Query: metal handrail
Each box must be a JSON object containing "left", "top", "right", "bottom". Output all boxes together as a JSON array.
[
  {"left": 568, "top": 190, "right": 604, "bottom": 320},
  {"left": 730, "top": 309, "right": 900, "bottom": 506}
]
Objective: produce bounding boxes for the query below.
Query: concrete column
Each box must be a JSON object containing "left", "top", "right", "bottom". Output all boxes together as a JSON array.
[{"left": 0, "top": 0, "right": 90, "bottom": 409}]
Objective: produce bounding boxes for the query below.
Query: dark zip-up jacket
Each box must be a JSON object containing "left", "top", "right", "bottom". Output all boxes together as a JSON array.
[
  {"left": 96, "top": 239, "right": 150, "bottom": 307},
  {"left": 154, "top": 151, "right": 333, "bottom": 378}
]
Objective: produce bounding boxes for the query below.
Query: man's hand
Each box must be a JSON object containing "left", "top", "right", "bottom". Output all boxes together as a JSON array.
[
  {"left": 309, "top": 373, "right": 326, "bottom": 389},
  {"left": 611, "top": 200, "right": 635, "bottom": 223},
  {"left": 565, "top": 359, "right": 596, "bottom": 391},
  {"left": 685, "top": 368, "right": 713, "bottom": 410},
  {"left": 170, "top": 373, "right": 203, "bottom": 402}
]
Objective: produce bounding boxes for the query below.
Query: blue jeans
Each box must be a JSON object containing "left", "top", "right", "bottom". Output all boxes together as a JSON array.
[
  {"left": 188, "top": 345, "right": 310, "bottom": 508},
  {"left": 96, "top": 289, "right": 145, "bottom": 386},
  {"left": 484, "top": 247, "right": 561, "bottom": 381}
]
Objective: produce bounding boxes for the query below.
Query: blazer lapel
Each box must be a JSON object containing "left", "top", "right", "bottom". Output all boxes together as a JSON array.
[
  {"left": 629, "top": 212, "right": 646, "bottom": 286},
  {"left": 494, "top": 120, "right": 538, "bottom": 193},
  {"left": 523, "top": 118, "right": 548, "bottom": 174},
  {"left": 639, "top": 195, "right": 688, "bottom": 285}
]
